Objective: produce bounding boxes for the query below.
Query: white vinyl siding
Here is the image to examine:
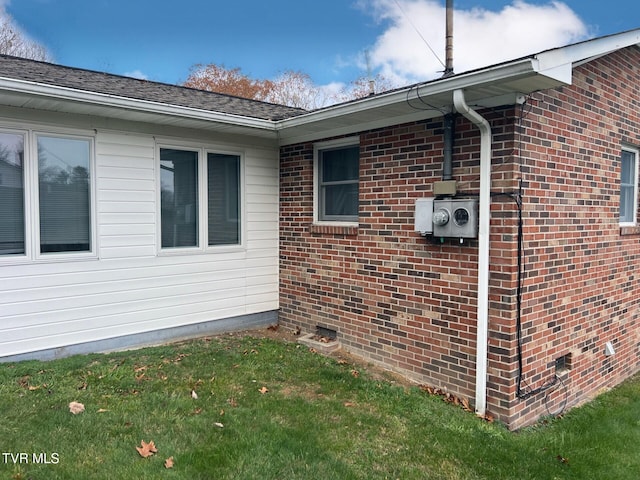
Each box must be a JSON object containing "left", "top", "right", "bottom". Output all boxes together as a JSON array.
[{"left": 0, "top": 124, "right": 279, "bottom": 359}]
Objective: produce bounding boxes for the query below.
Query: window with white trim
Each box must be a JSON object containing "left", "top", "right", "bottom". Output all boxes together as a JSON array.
[
  {"left": 159, "top": 147, "right": 241, "bottom": 250},
  {"left": 0, "top": 129, "right": 94, "bottom": 259},
  {"left": 314, "top": 138, "right": 360, "bottom": 223},
  {"left": 620, "top": 146, "right": 638, "bottom": 225}
]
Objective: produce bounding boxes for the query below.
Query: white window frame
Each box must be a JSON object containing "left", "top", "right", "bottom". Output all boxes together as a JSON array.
[
  {"left": 620, "top": 145, "right": 639, "bottom": 226},
  {"left": 156, "top": 142, "right": 245, "bottom": 255},
  {"left": 0, "top": 126, "right": 97, "bottom": 265},
  {"left": 313, "top": 136, "right": 360, "bottom": 226}
]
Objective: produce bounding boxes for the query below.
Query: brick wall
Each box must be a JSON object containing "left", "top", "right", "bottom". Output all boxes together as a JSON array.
[
  {"left": 279, "top": 45, "right": 640, "bottom": 429},
  {"left": 279, "top": 113, "right": 521, "bottom": 423},
  {"left": 508, "top": 46, "right": 640, "bottom": 428}
]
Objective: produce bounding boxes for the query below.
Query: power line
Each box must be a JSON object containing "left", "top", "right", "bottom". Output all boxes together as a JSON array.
[{"left": 392, "top": 0, "right": 446, "bottom": 69}]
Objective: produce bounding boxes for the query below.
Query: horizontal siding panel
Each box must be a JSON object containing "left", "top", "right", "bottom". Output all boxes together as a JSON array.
[
  {"left": 2, "top": 281, "right": 248, "bottom": 328},
  {"left": 1, "top": 128, "right": 279, "bottom": 359},
  {"left": 99, "top": 201, "right": 155, "bottom": 214},
  {"left": 98, "top": 178, "right": 155, "bottom": 191},
  {"left": 99, "top": 246, "right": 156, "bottom": 259},
  {"left": 99, "top": 166, "right": 155, "bottom": 180},
  {"left": 99, "top": 189, "right": 155, "bottom": 203},
  {"left": 100, "top": 224, "right": 155, "bottom": 236},
  {"left": 99, "top": 234, "right": 155, "bottom": 248},
  {"left": 1, "top": 267, "right": 248, "bottom": 305},
  {"left": 99, "top": 212, "right": 156, "bottom": 225}
]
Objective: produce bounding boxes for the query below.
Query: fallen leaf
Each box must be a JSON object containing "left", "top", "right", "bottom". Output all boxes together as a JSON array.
[
  {"left": 344, "top": 402, "right": 355, "bottom": 407},
  {"left": 164, "top": 456, "right": 174, "bottom": 469},
  {"left": 351, "top": 369, "right": 360, "bottom": 378},
  {"left": 214, "top": 422, "right": 224, "bottom": 428},
  {"left": 68, "top": 401, "right": 85, "bottom": 414},
  {"left": 219, "top": 409, "right": 225, "bottom": 416},
  {"left": 259, "top": 386, "right": 269, "bottom": 394},
  {"left": 136, "top": 440, "right": 157, "bottom": 458},
  {"left": 97, "top": 408, "right": 109, "bottom": 413},
  {"left": 28, "top": 385, "right": 41, "bottom": 391},
  {"left": 191, "top": 390, "right": 198, "bottom": 399}
]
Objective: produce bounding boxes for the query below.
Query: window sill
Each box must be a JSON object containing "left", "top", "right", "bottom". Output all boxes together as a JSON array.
[
  {"left": 620, "top": 225, "right": 640, "bottom": 235},
  {"left": 309, "top": 223, "right": 359, "bottom": 236}
]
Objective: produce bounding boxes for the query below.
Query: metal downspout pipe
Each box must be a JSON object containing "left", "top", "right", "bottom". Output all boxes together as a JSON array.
[{"left": 452, "top": 89, "right": 491, "bottom": 416}]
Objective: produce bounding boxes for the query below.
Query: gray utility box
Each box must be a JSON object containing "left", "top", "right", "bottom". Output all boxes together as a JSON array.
[{"left": 432, "top": 198, "right": 479, "bottom": 238}]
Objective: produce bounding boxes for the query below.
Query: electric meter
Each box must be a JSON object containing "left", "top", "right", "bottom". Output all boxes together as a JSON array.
[
  {"left": 433, "top": 208, "right": 450, "bottom": 226},
  {"left": 453, "top": 207, "right": 470, "bottom": 226},
  {"left": 432, "top": 198, "right": 478, "bottom": 238}
]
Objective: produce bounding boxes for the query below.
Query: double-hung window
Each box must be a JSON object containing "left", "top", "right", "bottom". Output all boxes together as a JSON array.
[
  {"left": 314, "top": 138, "right": 360, "bottom": 224},
  {"left": 620, "top": 146, "right": 638, "bottom": 225},
  {"left": 159, "top": 147, "right": 241, "bottom": 251},
  {"left": 0, "top": 129, "right": 94, "bottom": 260}
]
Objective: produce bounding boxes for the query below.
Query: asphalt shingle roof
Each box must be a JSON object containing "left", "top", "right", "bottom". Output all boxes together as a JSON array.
[{"left": 0, "top": 54, "right": 307, "bottom": 121}]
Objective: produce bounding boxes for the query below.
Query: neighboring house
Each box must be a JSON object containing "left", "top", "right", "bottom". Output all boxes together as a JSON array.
[{"left": 1, "top": 29, "right": 639, "bottom": 429}]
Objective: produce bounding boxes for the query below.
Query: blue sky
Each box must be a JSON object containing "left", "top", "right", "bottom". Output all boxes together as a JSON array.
[{"left": 5, "top": 0, "right": 639, "bottom": 89}]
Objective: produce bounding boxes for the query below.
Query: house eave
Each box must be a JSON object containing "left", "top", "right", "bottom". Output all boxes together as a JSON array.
[
  {"left": 0, "top": 76, "right": 280, "bottom": 139},
  {"left": 275, "top": 57, "right": 569, "bottom": 146}
]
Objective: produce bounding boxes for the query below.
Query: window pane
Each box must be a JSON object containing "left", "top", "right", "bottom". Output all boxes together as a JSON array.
[
  {"left": 620, "top": 185, "right": 635, "bottom": 223},
  {"left": 208, "top": 153, "right": 240, "bottom": 245},
  {"left": 321, "top": 146, "right": 359, "bottom": 182},
  {"left": 621, "top": 150, "right": 635, "bottom": 185},
  {"left": 161, "top": 149, "right": 199, "bottom": 248},
  {"left": 38, "top": 136, "right": 91, "bottom": 253},
  {"left": 0, "top": 133, "right": 25, "bottom": 255},
  {"left": 620, "top": 150, "right": 637, "bottom": 223},
  {"left": 323, "top": 183, "right": 358, "bottom": 219}
]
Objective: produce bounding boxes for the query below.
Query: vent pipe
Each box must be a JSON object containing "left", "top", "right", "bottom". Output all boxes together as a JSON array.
[
  {"left": 444, "top": 0, "right": 454, "bottom": 77},
  {"left": 442, "top": 0, "right": 454, "bottom": 182}
]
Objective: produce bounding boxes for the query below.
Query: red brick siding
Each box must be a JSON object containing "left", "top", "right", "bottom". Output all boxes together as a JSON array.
[
  {"left": 508, "top": 46, "right": 640, "bottom": 428},
  {"left": 280, "top": 114, "right": 520, "bottom": 423},
  {"left": 279, "top": 45, "right": 640, "bottom": 429}
]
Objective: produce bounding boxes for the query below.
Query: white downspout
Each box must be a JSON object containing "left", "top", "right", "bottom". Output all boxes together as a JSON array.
[{"left": 453, "top": 89, "right": 491, "bottom": 417}]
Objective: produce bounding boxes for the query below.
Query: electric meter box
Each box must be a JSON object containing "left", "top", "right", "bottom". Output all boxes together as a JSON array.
[
  {"left": 432, "top": 198, "right": 478, "bottom": 238},
  {"left": 414, "top": 198, "right": 434, "bottom": 235}
]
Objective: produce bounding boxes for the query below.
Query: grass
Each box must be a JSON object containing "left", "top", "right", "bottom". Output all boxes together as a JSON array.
[{"left": 1, "top": 332, "right": 639, "bottom": 479}]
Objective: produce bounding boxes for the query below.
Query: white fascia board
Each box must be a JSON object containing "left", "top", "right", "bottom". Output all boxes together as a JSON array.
[
  {"left": 0, "top": 76, "right": 278, "bottom": 133},
  {"left": 275, "top": 58, "right": 540, "bottom": 144},
  {"left": 535, "top": 29, "right": 640, "bottom": 79}
]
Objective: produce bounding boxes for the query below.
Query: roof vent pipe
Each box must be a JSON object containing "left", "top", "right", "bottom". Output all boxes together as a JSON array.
[{"left": 443, "top": 0, "right": 454, "bottom": 77}]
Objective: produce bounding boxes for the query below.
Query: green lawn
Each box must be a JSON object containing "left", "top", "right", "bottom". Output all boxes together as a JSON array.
[{"left": 1, "top": 332, "right": 639, "bottom": 479}]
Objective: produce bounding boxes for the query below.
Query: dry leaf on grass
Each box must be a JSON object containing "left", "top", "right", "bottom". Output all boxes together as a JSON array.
[
  {"left": 68, "top": 401, "right": 85, "bottom": 414},
  {"left": 214, "top": 422, "right": 224, "bottom": 428},
  {"left": 136, "top": 440, "right": 158, "bottom": 458},
  {"left": 259, "top": 386, "right": 269, "bottom": 394},
  {"left": 164, "top": 456, "right": 175, "bottom": 469},
  {"left": 191, "top": 389, "right": 198, "bottom": 399}
]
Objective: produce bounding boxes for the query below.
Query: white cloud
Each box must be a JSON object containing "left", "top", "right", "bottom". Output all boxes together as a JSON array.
[
  {"left": 363, "top": 0, "right": 589, "bottom": 85},
  {"left": 124, "top": 69, "right": 149, "bottom": 80}
]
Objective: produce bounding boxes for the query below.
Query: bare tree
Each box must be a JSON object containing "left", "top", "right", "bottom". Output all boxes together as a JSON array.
[
  {"left": 183, "top": 62, "right": 398, "bottom": 109},
  {"left": 0, "top": 9, "right": 52, "bottom": 61},
  {"left": 265, "top": 70, "right": 330, "bottom": 110},
  {"left": 183, "top": 64, "right": 273, "bottom": 101}
]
